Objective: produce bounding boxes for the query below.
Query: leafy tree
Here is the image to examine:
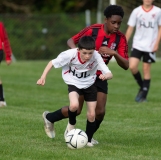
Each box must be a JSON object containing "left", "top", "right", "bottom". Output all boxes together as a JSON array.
[{"left": 0, "top": 0, "right": 98, "bottom": 14}]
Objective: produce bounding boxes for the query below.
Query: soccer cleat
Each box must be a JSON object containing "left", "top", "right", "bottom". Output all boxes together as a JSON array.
[
  {"left": 86, "top": 142, "right": 94, "bottom": 147},
  {"left": 64, "top": 122, "right": 75, "bottom": 139},
  {"left": 135, "top": 89, "right": 143, "bottom": 102},
  {"left": 42, "top": 111, "right": 55, "bottom": 138},
  {"left": 0, "top": 101, "right": 7, "bottom": 107},
  {"left": 91, "top": 138, "right": 99, "bottom": 145},
  {"left": 138, "top": 98, "right": 147, "bottom": 103}
]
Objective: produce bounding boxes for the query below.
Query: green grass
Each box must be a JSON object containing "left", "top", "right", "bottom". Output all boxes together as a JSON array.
[{"left": 0, "top": 60, "right": 161, "bottom": 160}]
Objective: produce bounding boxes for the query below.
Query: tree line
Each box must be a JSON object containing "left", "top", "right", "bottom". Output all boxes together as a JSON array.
[{"left": 0, "top": 0, "right": 160, "bottom": 15}]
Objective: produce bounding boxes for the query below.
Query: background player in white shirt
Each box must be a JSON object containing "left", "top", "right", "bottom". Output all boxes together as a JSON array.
[
  {"left": 37, "top": 36, "right": 113, "bottom": 147},
  {"left": 125, "top": 0, "right": 161, "bottom": 102}
]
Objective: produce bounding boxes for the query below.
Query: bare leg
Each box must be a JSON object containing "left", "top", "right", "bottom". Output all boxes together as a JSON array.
[
  {"left": 61, "top": 95, "right": 84, "bottom": 117},
  {"left": 46, "top": 95, "right": 84, "bottom": 123}
]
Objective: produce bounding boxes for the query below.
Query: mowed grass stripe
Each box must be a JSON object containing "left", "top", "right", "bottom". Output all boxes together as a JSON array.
[{"left": 0, "top": 61, "right": 161, "bottom": 160}]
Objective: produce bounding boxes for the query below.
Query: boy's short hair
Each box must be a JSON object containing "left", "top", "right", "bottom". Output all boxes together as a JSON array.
[
  {"left": 78, "top": 36, "right": 95, "bottom": 50},
  {"left": 104, "top": 5, "right": 124, "bottom": 18}
]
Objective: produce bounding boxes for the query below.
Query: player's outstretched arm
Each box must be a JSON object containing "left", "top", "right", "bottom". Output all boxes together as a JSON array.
[{"left": 37, "top": 60, "right": 53, "bottom": 86}]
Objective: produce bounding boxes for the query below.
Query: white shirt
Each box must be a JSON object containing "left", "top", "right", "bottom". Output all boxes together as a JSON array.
[
  {"left": 127, "top": 5, "right": 161, "bottom": 52},
  {"left": 52, "top": 48, "right": 111, "bottom": 89}
]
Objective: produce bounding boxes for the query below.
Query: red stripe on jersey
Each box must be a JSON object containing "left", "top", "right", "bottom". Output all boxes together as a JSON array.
[
  {"left": 72, "top": 24, "right": 128, "bottom": 74},
  {"left": 73, "top": 24, "right": 102, "bottom": 44},
  {"left": 64, "top": 70, "right": 69, "bottom": 74},
  {"left": 78, "top": 51, "right": 86, "bottom": 64}
]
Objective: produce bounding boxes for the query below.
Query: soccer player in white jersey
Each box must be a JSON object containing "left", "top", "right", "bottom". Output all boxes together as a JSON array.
[
  {"left": 37, "top": 36, "right": 113, "bottom": 147},
  {"left": 125, "top": 0, "right": 161, "bottom": 102}
]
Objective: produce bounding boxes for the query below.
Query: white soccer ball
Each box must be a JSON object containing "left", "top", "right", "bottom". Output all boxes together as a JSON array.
[{"left": 65, "top": 128, "right": 88, "bottom": 149}]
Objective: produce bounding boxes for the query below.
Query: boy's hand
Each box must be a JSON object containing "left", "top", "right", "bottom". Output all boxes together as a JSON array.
[
  {"left": 37, "top": 78, "right": 45, "bottom": 86},
  {"left": 99, "top": 74, "right": 107, "bottom": 81},
  {"left": 98, "top": 46, "right": 116, "bottom": 56},
  {"left": 6, "top": 60, "right": 12, "bottom": 65}
]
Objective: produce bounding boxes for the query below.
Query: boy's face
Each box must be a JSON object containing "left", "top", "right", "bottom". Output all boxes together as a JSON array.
[
  {"left": 78, "top": 49, "right": 94, "bottom": 62},
  {"left": 104, "top": 15, "right": 122, "bottom": 34},
  {"left": 142, "top": 0, "right": 154, "bottom": 5}
]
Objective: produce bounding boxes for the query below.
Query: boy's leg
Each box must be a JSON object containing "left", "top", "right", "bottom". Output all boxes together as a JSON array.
[
  {"left": 46, "top": 96, "right": 84, "bottom": 123},
  {"left": 42, "top": 95, "right": 84, "bottom": 139},
  {"left": 0, "top": 83, "right": 4, "bottom": 101},
  {"left": 85, "top": 101, "right": 96, "bottom": 146},
  {"left": 64, "top": 108, "right": 77, "bottom": 137},
  {"left": 86, "top": 120, "right": 96, "bottom": 147},
  {"left": 91, "top": 78, "right": 107, "bottom": 144},
  {"left": 138, "top": 52, "right": 155, "bottom": 102},
  {"left": 129, "top": 57, "right": 143, "bottom": 101},
  {"left": 0, "top": 82, "right": 6, "bottom": 107},
  {"left": 64, "top": 91, "right": 79, "bottom": 137},
  {"left": 133, "top": 71, "right": 143, "bottom": 101},
  {"left": 94, "top": 92, "right": 106, "bottom": 133},
  {"left": 138, "top": 62, "right": 151, "bottom": 102}
]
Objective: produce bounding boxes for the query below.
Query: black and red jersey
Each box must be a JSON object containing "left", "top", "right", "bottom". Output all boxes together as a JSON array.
[
  {"left": 72, "top": 24, "right": 128, "bottom": 66},
  {"left": 0, "top": 22, "right": 12, "bottom": 61}
]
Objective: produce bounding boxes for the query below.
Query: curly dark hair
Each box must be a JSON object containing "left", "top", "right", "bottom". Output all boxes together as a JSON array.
[{"left": 104, "top": 5, "right": 124, "bottom": 18}]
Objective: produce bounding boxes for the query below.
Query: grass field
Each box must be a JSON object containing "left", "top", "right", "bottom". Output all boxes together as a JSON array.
[{"left": 0, "top": 60, "right": 161, "bottom": 160}]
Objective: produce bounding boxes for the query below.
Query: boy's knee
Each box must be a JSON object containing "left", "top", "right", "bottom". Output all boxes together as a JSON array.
[
  {"left": 95, "top": 110, "right": 105, "bottom": 120},
  {"left": 76, "top": 110, "right": 81, "bottom": 116},
  {"left": 87, "top": 112, "right": 95, "bottom": 122}
]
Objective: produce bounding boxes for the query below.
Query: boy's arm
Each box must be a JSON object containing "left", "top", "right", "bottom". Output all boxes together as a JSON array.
[
  {"left": 37, "top": 60, "right": 53, "bottom": 86},
  {"left": 67, "top": 38, "right": 77, "bottom": 48},
  {"left": 96, "top": 52, "right": 113, "bottom": 80},
  {"left": 125, "top": 26, "right": 134, "bottom": 42},
  {"left": 153, "top": 26, "right": 161, "bottom": 52}
]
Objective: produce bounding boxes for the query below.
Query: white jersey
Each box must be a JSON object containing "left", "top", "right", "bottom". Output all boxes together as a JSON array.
[
  {"left": 52, "top": 48, "right": 111, "bottom": 89},
  {"left": 127, "top": 5, "right": 161, "bottom": 52}
]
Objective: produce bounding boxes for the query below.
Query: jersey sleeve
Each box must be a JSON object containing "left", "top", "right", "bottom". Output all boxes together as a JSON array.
[
  {"left": 95, "top": 51, "right": 112, "bottom": 74},
  {"left": 52, "top": 49, "right": 74, "bottom": 68},
  {"left": 158, "top": 9, "right": 161, "bottom": 26},
  {"left": 127, "top": 8, "right": 137, "bottom": 27},
  {"left": 0, "top": 22, "right": 12, "bottom": 61},
  {"left": 117, "top": 35, "right": 129, "bottom": 60},
  {"left": 71, "top": 26, "right": 93, "bottom": 44}
]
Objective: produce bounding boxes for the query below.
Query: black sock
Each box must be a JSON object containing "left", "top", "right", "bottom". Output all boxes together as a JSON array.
[
  {"left": 133, "top": 71, "right": 143, "bottom": 89},
  {"left": 86, "top": 120, "right": 96, "bottom": 142},
  {"left": 46, "top": 109, "right": 66, "bottom": 123},
  {"left": 68, "top": 108, "right": 77, "bottom": 125},
  {"left": 0, "top": 84, "right": 5, "bottom": 101},
  {"left": 142, "top": 79, "right": 151, "bottom": 98},
  {"left": 94, "top": 118, "right": 103, "bottom": 133}
]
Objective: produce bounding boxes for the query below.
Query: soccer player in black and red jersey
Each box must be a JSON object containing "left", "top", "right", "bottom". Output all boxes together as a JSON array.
[
  {"left": 0, "top": 22, "right": 12, "bottom": 107},
  {"left": 42, "top": 5, "right": 129, "bottom": 144}
]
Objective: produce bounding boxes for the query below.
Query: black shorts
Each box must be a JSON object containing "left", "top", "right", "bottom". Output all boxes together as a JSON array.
[
  {"left": 0, "top": 50, "right": 3, "bottom": 63},
  {"left": 94, "top": 76, "right": 108, "bottom": 94},
  {"left": 68, "top": 84, "right": 97, "bottom": 101},
  {"left": 130, "top": 48, "right": 156, "bottom": 63}
]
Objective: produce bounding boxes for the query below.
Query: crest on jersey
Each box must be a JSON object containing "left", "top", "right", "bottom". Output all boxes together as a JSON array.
[
  {"left": 110, "top": 43, "right": 116, "bottom": 50},
  {"left": 152, "top": 14, "right": 156, "bottom": 19},
  {"left": 87, "top": 61, "right": 95, "bottom": 69}
]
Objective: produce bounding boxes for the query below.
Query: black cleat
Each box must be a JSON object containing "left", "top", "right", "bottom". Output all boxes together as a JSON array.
[
  {"left": 137, "top": 98, "right": 147, "bottom": 103},
  {"left": 135, "top": 89, "right": 143, "bottom": 102}
]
